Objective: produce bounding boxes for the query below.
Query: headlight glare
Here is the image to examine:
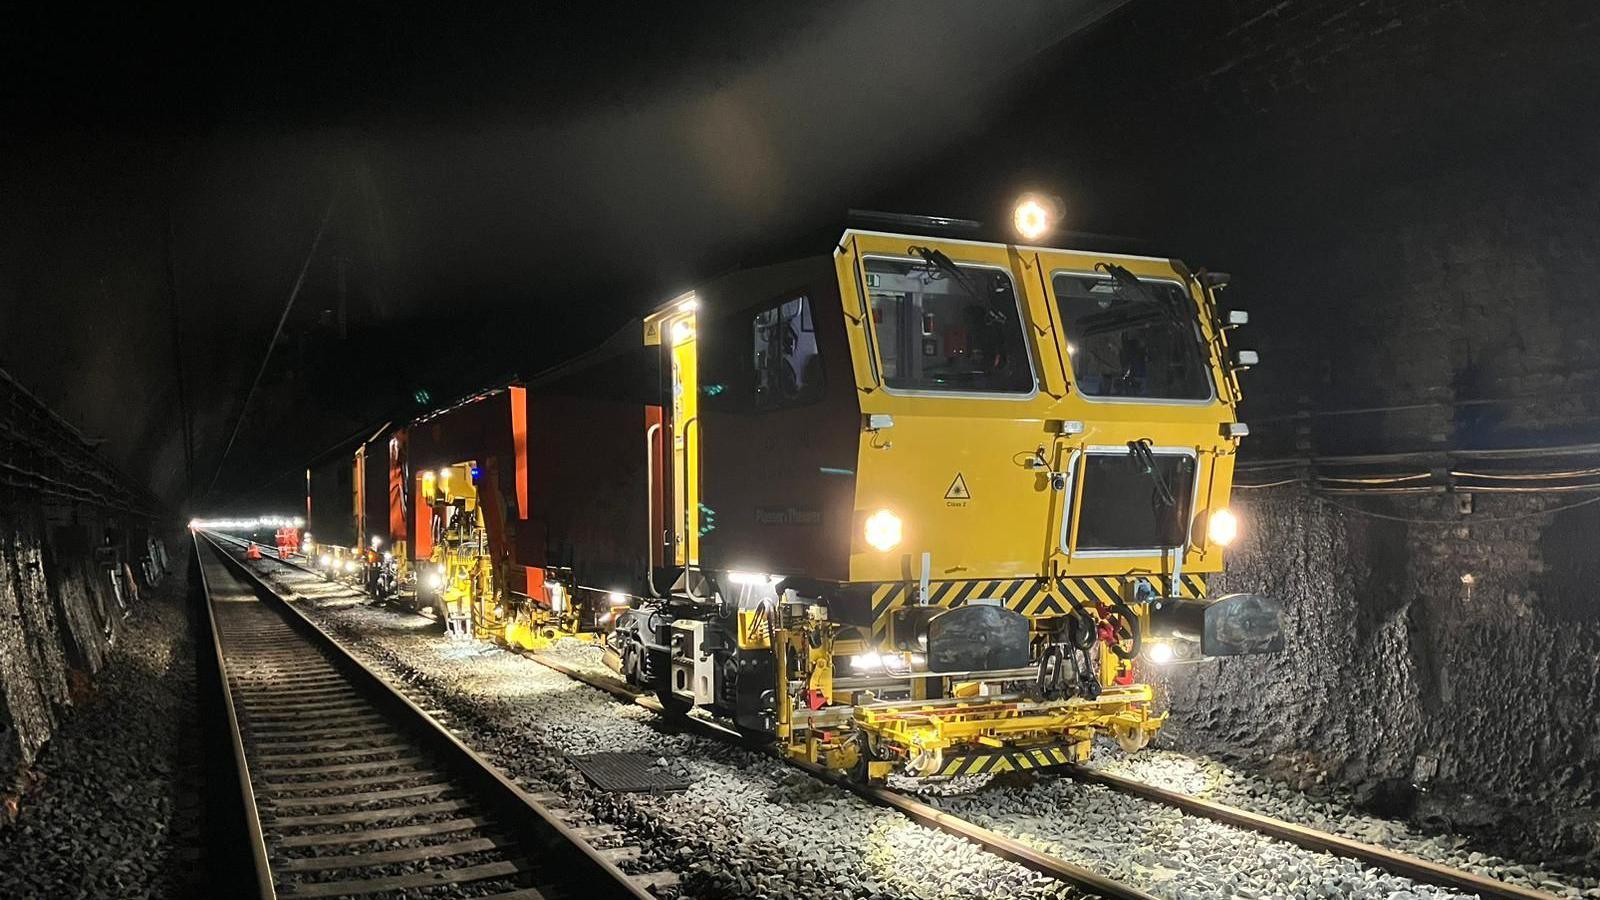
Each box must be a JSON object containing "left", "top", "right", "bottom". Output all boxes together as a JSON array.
[
  {"left": 1207, "top": 508, "right": 1239, "bottom": 546},
  {"left": 1146, "top": 641, "right": 1174, "bottom": 665},
  {"left": 863, "top": 509, "right": 902, "bottom": 552}
]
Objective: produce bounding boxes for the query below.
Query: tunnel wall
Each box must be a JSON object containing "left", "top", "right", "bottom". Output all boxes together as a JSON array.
[
  {"left": 1155, "top": 488, "right": 1600, "bottom": 849},
  {"left": 0, "top": 503, "right": 177, "bottom": 773}
]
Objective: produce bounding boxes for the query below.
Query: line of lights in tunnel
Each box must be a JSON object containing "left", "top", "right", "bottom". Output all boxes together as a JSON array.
[{"left": 189, "top": 516, "right": 305, "bottom": 530}]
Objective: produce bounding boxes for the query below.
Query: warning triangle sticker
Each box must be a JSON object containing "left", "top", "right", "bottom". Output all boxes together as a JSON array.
[{"left": 944, "top": 473, "right": 972, "bottom": 501}]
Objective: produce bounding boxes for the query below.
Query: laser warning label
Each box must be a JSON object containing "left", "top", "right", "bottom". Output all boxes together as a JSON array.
[{"left": 945, "top": 473, "right": 971, "bottom": 505}]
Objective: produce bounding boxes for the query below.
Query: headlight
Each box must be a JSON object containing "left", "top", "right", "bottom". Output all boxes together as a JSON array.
[
  {"left": 1145, "top": 641, "right": 1174, "bottom": 665},
  {"left": 428, "top": 572, "right": 445, "bottom": 590},
  {"left": 850, "top": 652, "right": 883, "bottom": 671},
  {"left": 863, "top": 509, "right": 902, "bottom": 552},
  {"left": 1207, "top": 508, "right": 1239, "bottom": 546},
  {"left": 319, "top": 554, "right": 331, "bottom": 568}
]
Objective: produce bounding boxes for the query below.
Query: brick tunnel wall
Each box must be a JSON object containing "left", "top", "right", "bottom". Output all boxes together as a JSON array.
[{"left": 880, "top": 0, "right": 1600, "bottom": 850}]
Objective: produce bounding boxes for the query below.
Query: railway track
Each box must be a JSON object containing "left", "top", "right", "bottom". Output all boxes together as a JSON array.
[
  {"left": 217, "top": 533, "right": 1562, "bottom": 900},
  {"left": 196, "top": 534, "right": 664, "bottom": 900}
]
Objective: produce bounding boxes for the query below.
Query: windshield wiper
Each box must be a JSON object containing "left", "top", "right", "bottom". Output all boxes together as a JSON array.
[
  {"left": 1097, "top": 262, "right": 1187, "bottom": 330},
  {"left": 910, "top": 245, "right": 980, "bottom": 297},
  {"left": 1127, "top": 439, "right": 1176, "bottom": 508}
]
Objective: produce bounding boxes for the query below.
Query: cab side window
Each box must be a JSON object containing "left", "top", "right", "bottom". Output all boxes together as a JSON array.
[{"left": 752, "top": 295, "right": 823, "bottom": 411}]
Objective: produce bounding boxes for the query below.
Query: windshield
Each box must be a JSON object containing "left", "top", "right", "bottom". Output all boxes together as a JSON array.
[
  {"left": 1054, "top": 272, "right": 1212, "bottom": 400},
  {"left": 864, "top": 256, "right": 1033, "bottom": 394}
]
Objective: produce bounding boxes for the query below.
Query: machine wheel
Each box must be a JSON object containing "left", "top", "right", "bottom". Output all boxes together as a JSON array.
[
  {"left": 1114, "top": 724, "right": 1151, "bottom": 753},
  {"left": 906, "top": 747, "right": 943, "bottom": 778},
  {"left": 847, "top": 732, "right": 884, "bottom": 785},
  {"left": 620, "top": 641, "right": 642, "bottom": 685},
  {"left": 651, "top": 659, "right": 693, "bottom": 718},
  {"left": 654, "top": 688, "right": 693, "bottom": 718}
]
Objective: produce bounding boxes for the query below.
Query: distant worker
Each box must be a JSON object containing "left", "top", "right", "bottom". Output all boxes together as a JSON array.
[
  {"left": 245, "top": 542, "right": 263, "bottom": 560},
  {"left": 275, "top": 526, "right": 300, "bottom": 558}
]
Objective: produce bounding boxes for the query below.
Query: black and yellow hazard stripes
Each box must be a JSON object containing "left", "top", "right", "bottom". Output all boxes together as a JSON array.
[
  {"left": 866, "top": 574, "right": 1207, "bottom": 635},
  {"left": 935, "top": 744, "right": 1079, "bottom": 777}
]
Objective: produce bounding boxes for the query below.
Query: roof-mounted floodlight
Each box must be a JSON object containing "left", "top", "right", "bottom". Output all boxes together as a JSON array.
[{"left": 1013, "top": 196, "right": 1053, "bottom": 241}]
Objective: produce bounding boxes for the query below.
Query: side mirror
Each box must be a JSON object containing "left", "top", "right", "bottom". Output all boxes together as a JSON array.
[
  {"left": 1200, "top": 270, "right": 1232, "bottom": 290},
  {"left": 1232, "top": 349, "right": 1259, "bottom": 371},
  {"left": 1221, "top": 308, "right": 1249, "bottom": 328}
]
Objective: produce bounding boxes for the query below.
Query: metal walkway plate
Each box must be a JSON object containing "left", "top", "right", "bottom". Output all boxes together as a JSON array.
[{"left": 567, "top": 752, "right": 691, "bottom": 793}]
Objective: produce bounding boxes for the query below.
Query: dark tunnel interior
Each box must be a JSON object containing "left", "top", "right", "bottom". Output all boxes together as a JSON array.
[{"left": 3, "top": 3, "right": 1599, "bottom": 898}]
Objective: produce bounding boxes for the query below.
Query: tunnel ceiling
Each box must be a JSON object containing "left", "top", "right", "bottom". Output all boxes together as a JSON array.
[
  {"left": 0, "top": 1, "right": 1129, "bottom": 515},
  {"left": 7, "top": 2, "right": 1599, "bottom": 520}
]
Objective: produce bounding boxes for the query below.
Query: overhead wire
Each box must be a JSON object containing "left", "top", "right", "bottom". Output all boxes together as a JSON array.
[{"left": 205, "top": 193, "right": 337, "bottom": 499}]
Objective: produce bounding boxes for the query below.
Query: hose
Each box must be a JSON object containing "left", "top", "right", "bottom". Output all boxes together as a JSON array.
[
  {"left": 1036, "top": 644, "right": 1067, "bottom": 698},
  {"left": 1106, "top": 601, "right": 1143, "bottom": 661}
]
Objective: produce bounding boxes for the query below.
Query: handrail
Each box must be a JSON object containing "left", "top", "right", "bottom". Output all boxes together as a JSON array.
[
  {"left": 844, "top": 238, "right": 883, "bottom": 392},
  {"left": 680, "top": 415, "right": 706, "bottom": 601},
  {"left": 644, "top": 422, "right": 662, "bottom": 597}
]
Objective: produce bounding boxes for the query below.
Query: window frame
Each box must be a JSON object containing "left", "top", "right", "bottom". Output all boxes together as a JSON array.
[
  {"left": 858, "top": 254, "right": 1039, "bottom": 401},
  {"left": 750, "top": 291, "right": 826, "bottom": 414},
  {"left": 1049, "top": 268, "right": 1217, "bottom": 406},
  {"left": 1058, "top": 445, "right": 1201, "bottom": 557}
]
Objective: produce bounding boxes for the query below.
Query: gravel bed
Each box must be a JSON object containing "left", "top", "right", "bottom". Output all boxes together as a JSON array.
[
  {"left": 0, "top": 566, "right": 201, "bottom": 899},
  {"left": 923, "top": 776, "right": 1478, "bottom": 900},
  {"left": 507, "top": 620, "right": 1600, "bottom": 897},
  {"left": 249, "top": 561, "right": 1081, "bottom": 900},
  {"left": 1084, "top": 749, "right": 1600, "bottom": 898},
  {"left": 248, "top": 557, "right": 1597, "bottom": 900}
]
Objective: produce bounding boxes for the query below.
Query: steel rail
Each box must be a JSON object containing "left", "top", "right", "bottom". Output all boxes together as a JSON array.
[
  {"left": 192, "top": 534, "right": 277, "bottom": 900},
  {"left": 198, "top": 533, "right": 653, "bottom": 900},
  {"left": 1059, "top": 765, "right": 1556, "bottom": 900},
  {"left": 523, "top": 653, "right": 1157, "bottom": 900},
  {"left": 230, "top": 540, "right": 1559, "bottom": 900}
]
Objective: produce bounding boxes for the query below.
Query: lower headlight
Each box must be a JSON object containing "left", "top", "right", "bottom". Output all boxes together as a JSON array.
[
  {"left": 850, "top": 652, "right": 883, "bottom": 671},
  {"left": 1207, "top": 508, "right": 1239, "bottom": 546},
  {"left": 1145, "top": 641, "right": 1174, "bottom": 665},
  {"left": 864, "top": 509, "right": 903, "bottom": 552}
]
